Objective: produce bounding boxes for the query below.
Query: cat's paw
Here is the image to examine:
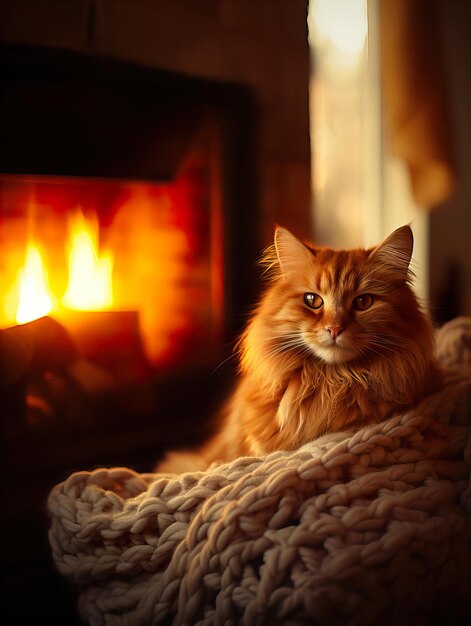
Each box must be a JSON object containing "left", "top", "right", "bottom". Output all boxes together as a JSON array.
[{"left": 155, "top": 449, "right": 208, "bottom": 474}]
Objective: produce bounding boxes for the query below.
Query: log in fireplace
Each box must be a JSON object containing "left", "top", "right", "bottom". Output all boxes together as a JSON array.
[{"left": 0, "top": 43, "right": 258, "bottom": 623}]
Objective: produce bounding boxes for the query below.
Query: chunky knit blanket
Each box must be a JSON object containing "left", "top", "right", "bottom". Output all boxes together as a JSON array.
[{"left": 48, "top": 317, "right": 471, "bottom": 626}]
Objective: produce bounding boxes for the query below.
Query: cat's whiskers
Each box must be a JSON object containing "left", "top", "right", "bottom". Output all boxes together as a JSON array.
[
  {"left": 210, "top": 348, "right": 242, "bottom": 375},
  {"left": 357, "top": 330, "right": 414, "bottom": 352},
  {"left": 359, "top": 343, "right": 395, "bottom": 366},
  {"left": 363, "top": 341, "right": 406, "bottom": 361},
  {"left": 266, "top": 344, "right": 307, "bottom": 366},
  {"left": 263, "top": 333, "right": 310, "bottom": 358},
  {"left": 260, "top": 340, "right": 308, "bottom": 381},
  {"left": 365, "top": 337, "right": 416, "bottom": 359}
]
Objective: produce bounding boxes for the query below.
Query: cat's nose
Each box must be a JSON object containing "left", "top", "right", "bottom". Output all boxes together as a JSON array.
[{"left": 325, "top": 325, "right": 344, "bottom": 339}]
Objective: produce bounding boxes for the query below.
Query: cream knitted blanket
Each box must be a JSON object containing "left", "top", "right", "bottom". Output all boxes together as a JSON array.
[{"left": 48, "top": 318, "right": 471, "bottom": 626}]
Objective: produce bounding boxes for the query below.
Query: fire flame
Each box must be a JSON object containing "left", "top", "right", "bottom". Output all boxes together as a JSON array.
[
  {"left": 62, "top": 211, "right": 114, "bottom": 310},
  {"left": 16, "top": 245, "right": 54, "bottom": 324}
]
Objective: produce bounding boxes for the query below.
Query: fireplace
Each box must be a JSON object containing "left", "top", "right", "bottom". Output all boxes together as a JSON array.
[
  {"left": 1, "top": 41, "right": 258, "bottom": 435},
  {"left": 0, "top": 43, "right": 258, "bottom": 622}
]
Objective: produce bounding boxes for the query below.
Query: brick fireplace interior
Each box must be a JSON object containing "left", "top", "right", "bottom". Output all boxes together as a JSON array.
[{"left": 0, "top": 2, "right": 311, "bottom": 623}]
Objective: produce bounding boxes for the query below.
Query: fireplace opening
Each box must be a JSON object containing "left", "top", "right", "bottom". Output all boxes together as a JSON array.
[
  {"left": 1, "top": 137, "right": 223, "bottom": 371},
  {"left": 1, "top": 44, "right": 259, "bottom": 469}
]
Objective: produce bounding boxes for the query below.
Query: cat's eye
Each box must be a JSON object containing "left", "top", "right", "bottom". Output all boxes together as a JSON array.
[
  {"left": 353, "top": 294, "right": 374, "bottom": 311},
  {"left": 304, "top": 293, "right": 324, "bottom": 309}
]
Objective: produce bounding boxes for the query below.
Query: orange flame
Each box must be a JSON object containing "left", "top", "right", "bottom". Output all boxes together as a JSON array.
[
  {"left": 16, "top": 245, "right": 54, "bottom": 324},
  {"left": 62, "top": 211, "right": 113, "bottom": 310}
]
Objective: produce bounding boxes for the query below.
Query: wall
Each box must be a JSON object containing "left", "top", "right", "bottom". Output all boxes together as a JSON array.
[{"left": 0, "top": 0, "right": 312, "bottom": 246}]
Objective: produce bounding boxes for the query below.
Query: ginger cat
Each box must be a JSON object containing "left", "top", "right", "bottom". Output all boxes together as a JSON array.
[{"left": 158, "top": 225, "right": 440, "bottom": 473}]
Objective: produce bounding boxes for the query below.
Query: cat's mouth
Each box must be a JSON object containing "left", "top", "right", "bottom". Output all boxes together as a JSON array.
[
  {"left": 310, "top": 334, "right": 358, "bottom": 364},
  {"left": 315, "top": 346, "right": 357, "bottom": 364}
]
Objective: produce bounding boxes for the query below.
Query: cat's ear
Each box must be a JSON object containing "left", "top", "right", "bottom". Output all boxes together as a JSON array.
[
  {"left": 274, "top": 227, "right": 315, "bottom": 278},
  {"left": 370, "top": 225, "right": 413, "bottom": 276}
]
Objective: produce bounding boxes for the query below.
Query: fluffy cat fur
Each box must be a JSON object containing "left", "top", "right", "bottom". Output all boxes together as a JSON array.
[{"left": 158, "top": 225, "right": 440, "bottom": 473}]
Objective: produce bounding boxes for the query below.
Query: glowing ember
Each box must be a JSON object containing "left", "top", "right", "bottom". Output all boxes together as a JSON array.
[
  {"left": 16, "top": 245, "right": 54, "bottom": 324},
  {"left": 62, "top": 211, "right": 114, "bottom": 311}
]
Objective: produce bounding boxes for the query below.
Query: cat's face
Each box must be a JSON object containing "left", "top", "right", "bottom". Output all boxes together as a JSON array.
[{"left": 268, "top": 225, "right": 420, "bottom": 365}]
